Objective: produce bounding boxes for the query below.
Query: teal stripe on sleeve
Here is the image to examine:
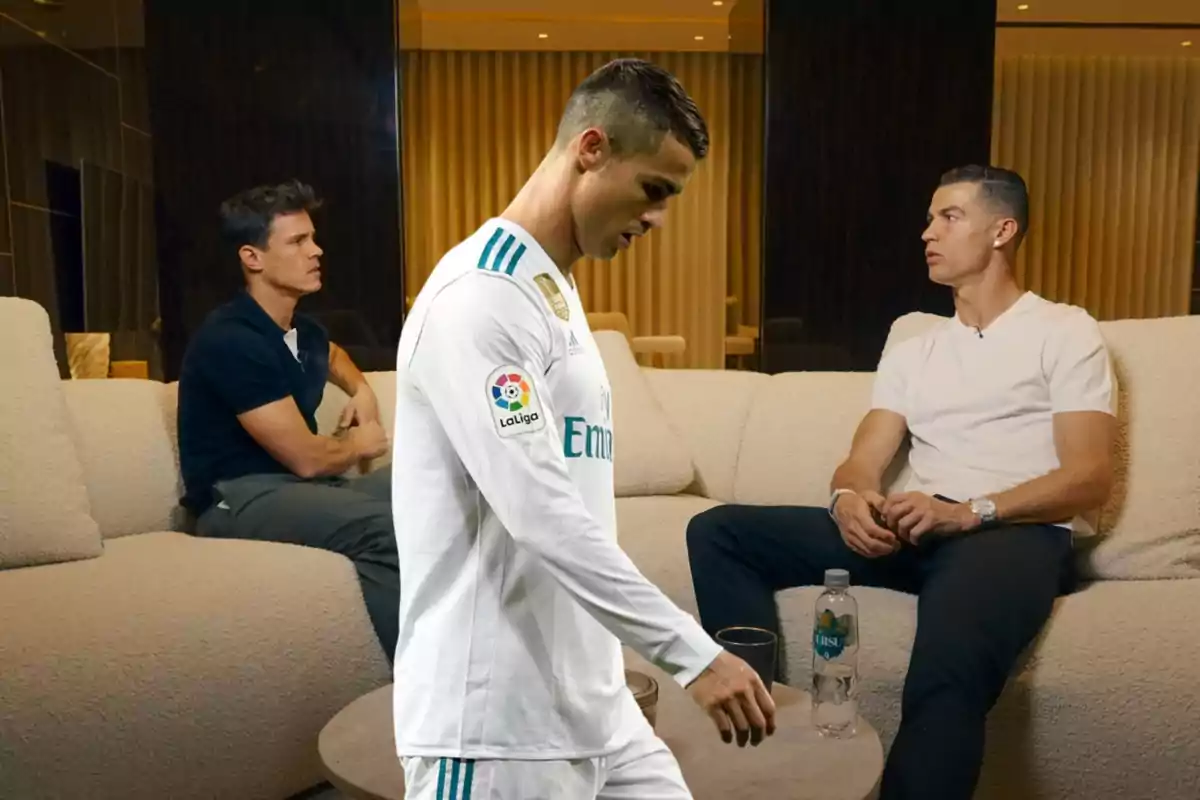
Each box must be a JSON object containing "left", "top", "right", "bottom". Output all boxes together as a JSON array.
[
  {"left": 491, "top": 234, "right": 516, "bottom": 272},
  {"left": 504, "top": 243, "right": 527, "bottom": 276},
  {"left": 436, "top": 758, "right": 447, "bottom": 799},
  {"left": 449, "top": 758, "right": 461, "bottom": 799},
  {"left": 478, "top": 228, "right": 505, "bottom": 269},
  {"left": 462, "top": 760, "right": 475, "bottom": 799}
]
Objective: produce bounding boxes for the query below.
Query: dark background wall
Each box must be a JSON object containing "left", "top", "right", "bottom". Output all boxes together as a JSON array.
[
  {"left": 0, "top": 0, "right": 156, "bottom": 376},
  {"left": 760, "top": 0, "right": 998, "bottom": 372},
  {"left": 145, "top": 0, "right": 403, "bottom": 380}
]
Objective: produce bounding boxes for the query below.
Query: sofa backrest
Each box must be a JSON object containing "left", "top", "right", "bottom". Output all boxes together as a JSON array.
[
  {"left": 43, "top": 305, "right": 1198, "bottom": 582},
  {"left": 731, "top": 371, "right": 910, "bottom": 506},
  {"left": 641, "top": 368, "right": 769, "bottom": 503},
  {"left": 59, "top": 379, "right": 183, "bottom": 539},
  {"left": 1082, "top": 315, "right": 1200, "bottom": 579}
]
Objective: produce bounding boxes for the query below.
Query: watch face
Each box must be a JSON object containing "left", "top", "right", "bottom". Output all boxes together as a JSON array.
[{"left": 972, "top": 498, "right": 996, "bottom": 518}]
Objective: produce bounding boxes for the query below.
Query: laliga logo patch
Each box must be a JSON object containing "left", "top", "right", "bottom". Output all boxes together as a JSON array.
[{"left": 488, "top": 365, "right": 547, "bottom": 438}]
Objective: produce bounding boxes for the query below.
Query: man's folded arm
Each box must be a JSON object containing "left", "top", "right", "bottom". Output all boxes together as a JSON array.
[{"left": 237, "top": 398, "right": 367, "bottom": 479}]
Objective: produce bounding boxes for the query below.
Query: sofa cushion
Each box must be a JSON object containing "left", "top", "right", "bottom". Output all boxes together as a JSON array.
[
  {"left": 733, "top": 372, "right": 904, "bottom": 506},
  {"left": 0, "top": 531, "right": 389, "bottom": 799},
  {"left": 595, "top": 332, "right": 695, "bottom": 497},
  {"left": 0, "top": 298, "right": 102, "bottom": 568},
  {"left": 61, "top": 380, "right": 183, "bottom": 538},
  {"left": 645, "top": 369, "right": 769, "bottom": 503},
  {"left": 1082, "top": 315, "right": 1200, "bottom": 579},
  {"left": 617, "top": 495, "right": 722, "bottom": 614}
]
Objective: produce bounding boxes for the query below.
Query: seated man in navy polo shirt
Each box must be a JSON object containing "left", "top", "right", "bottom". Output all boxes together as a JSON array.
[{"left": 177, "top": 179, "right": 398, "bottom": 663}]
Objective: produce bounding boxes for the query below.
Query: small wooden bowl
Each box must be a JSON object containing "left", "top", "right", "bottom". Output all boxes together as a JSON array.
[{"left": 625, "top": 670, "right": 659, "bottom": 730}]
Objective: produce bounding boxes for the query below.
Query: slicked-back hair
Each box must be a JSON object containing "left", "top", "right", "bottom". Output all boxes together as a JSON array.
[
  {"left": 939, "top": 165, "right": 1029, "bottom": 244},
  {"left": 556, "top": 58, "right": 709, "bottom": 160},
  {"left": 218, "top": 179, "right": 322, "bottom": 252}
]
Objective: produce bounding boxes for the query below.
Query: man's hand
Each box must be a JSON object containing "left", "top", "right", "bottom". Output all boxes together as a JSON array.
[
  {"left": 882, "top": 492, "right": 978, "bottom": 544},
  {"left": 337, "top": 385, "right": 382, "bottom": 431},
  {"left": 346, "top": 419, "right": 390, "bottom": 461},
  {"left": 833, "top": 490, "right": 899, "bottom": 558},
  {"left": 687, "top": 650, "right": 777, "bottom": 747}
]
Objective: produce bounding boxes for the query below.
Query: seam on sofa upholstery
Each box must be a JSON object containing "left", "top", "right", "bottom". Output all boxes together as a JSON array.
[{"left": 729, "top": 374, "right": 769, "bottom": 502}]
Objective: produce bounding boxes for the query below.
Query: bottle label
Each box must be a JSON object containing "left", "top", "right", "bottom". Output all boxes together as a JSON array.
[{"left": 814, "top": 609, "right": 854, "bottom": 660}]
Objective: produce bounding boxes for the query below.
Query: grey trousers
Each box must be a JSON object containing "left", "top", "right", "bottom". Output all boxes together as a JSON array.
[{"left": 196, "top": 469, "right": 399, "bottom": 663}]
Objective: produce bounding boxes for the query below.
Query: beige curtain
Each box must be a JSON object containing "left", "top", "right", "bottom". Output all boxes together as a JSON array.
[
  {"left": 991, "top": 56, "right": 1200, "bottom": 319},
  {"left": 402, "top": 51, "right": 763, "bottom": 368}
]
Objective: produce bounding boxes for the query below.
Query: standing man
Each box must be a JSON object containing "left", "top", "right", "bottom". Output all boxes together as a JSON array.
[
  {"left": 391, "top": 59, "right": 775, "bottom": 799},
  {"left": 686, "top": 166, "right": 1117, "bottom": 799},
  {"left": 177, "top": 179, "right": 399, "bottom": 663}
]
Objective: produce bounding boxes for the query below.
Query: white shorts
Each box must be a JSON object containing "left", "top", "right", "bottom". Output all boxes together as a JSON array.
[{"left": 401, "top": 724, "right": 692, "bottom": 800}]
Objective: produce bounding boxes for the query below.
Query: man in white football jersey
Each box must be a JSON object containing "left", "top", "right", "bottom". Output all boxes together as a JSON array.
[{"left": 391, "top": 59, "right": 776, "bottom": 799}]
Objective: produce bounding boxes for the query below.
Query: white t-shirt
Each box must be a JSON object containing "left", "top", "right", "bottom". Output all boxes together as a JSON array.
[
  {"left": 872, "top": 291, "right": 1115, "bottom": 534},
  {"left": 390, "top": 219, "right": 721, "bottom": 761}
]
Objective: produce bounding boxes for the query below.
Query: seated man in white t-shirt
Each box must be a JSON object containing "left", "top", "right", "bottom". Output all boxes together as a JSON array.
[{"left": 686, "top": 165, "right": 1116, "bottom": 800}]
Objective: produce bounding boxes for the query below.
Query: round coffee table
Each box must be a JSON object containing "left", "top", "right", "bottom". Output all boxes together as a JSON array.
[
  {"left": 623, "top": 649, "right": 883, "bottom": 800},
  {"left": 318, "top": 655, "right": 883, "bottom": 800}
]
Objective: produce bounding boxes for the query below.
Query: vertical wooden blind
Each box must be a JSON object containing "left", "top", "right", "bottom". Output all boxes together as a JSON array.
[
  {"left": 401, "top": 50, "right": 764, "bottom": 368},
  {"left": 992, "top": 56, "right": 1200, "bottom": 319},
  {"left": 726, "top": 54, "right": 764, "bottom": 332}
]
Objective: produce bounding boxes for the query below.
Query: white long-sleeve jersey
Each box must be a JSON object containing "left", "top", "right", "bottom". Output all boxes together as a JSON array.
[{"left": 390, "top": 219, "right": 721, "bottom": 761}]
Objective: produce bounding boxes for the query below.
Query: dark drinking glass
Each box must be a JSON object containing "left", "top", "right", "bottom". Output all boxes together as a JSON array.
[{"left": 715, "top": 626, "right": 778, "bottom": 692}]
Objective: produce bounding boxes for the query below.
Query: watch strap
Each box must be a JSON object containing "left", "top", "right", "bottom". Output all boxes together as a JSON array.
[{"left": 828, "top": 488, "right": 857, "bottom": 519}]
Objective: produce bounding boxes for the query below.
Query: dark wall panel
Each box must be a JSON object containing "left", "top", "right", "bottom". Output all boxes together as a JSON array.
[
  {"left": 0, "top": 24, "right": 121, "bottom": 209},
  {"left": 0, "top": 76, "right": 9, "bottom": 260},
  {"left": 0, "top": 4, "right": 157, "bottom": 378},
  {"left": 761, "top": 0, "right": 997, "bottom": 372},
  {"left": 145, "top": 0, "right": 404, "bottom": 379},
  {"left": 2, "top": 0, "right": 121, "bottom": 76},
  {"left": 0, "top": 254, "right": 12, "bottom": 296}
]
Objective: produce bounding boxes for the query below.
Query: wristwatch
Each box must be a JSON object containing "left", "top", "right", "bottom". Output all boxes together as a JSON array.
[{"left": 968, "top": 496, "right": 998, "bottom": 527}]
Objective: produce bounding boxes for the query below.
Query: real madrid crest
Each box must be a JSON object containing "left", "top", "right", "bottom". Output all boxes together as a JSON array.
[{"left": 532, "top": 273, "right": 570, "bottom": 322}]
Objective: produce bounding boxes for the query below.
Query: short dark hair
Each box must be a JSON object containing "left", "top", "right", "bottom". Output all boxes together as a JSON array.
[
  {"left": 218, "top": 179, "right": 322, "bottom": 251},
  {"left": 556, "top": 58, "right": 709, "bottom": 160},
  {"left": 938, "top": 165, "right": 1029, "bottom": 242}
]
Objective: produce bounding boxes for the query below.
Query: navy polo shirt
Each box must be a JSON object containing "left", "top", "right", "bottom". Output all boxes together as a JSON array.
[{"left": 177, "top": 292, "right": 330, "bottom": 515}]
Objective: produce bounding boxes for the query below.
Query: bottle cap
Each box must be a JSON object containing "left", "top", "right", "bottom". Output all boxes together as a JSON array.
[{"left": 824, "top": 568, "right": 850, "bottom": 588}]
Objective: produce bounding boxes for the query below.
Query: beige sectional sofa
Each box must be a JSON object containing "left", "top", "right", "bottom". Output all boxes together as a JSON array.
[
  {"left": 3, "top": 293, "right": 1198, "bottom": 799},
  {"left": 1, "top": 298, "right": 391, "bottom": 800}
]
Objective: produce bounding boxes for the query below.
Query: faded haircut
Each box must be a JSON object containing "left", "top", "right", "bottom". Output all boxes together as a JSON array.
[
  {"left": 555, "top": 58, "right": 709, "bottom": 160},
  {"left": 939, "top": 164, "right": 1030, "bottom": 245}
]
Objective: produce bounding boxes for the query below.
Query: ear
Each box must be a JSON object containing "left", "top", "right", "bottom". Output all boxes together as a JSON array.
[
  {"left": 576, "top": 128, "right": 611, "bottom": 172},
  {"left": 992, "top": 218, "right": 1020, "bottom": 249},
  {"left": 238, "top": 244, "right": 263, "bottom": 273}
]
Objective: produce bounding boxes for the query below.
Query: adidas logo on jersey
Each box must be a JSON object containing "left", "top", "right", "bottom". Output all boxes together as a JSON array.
[{"left": 568, "top": 331, "right": 585, "bottom": 356}]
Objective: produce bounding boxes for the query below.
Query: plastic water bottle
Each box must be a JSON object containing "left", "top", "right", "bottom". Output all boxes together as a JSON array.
[{"left": 812, "top": 568, "right": 859, "bottom": 738}]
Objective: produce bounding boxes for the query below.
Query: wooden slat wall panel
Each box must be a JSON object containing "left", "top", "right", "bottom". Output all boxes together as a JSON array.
[
  {"left": 402, "top": 50, "right": 763, "bottom": 368},
  {"left": 992, "top": 56, "right": 1200, "bottom": 319}
]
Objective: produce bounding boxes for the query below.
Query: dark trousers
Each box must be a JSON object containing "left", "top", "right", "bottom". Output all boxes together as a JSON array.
[
  {"left": 686, "top": 504, "right": 1075, "bottom": 800},
  {"left": 196, "top": 470, "right": 399, "bottom": 664}
]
